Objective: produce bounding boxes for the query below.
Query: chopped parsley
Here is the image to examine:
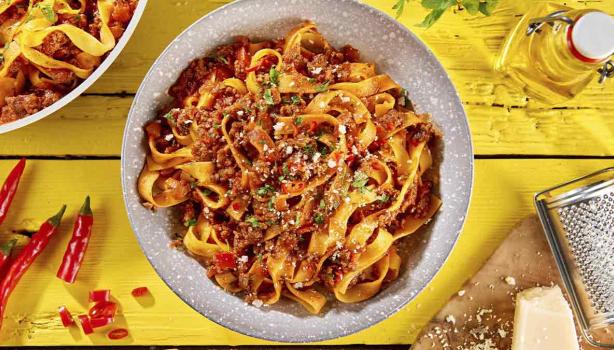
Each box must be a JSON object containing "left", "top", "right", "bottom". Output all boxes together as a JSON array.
[
  {"left": 307, "top": 77, "right": 317, "bottom": 83},
  {"left": 39, "top": 4, "right": 57, "bottom": 23},
  {"left": 295, "top": 212, "right": 301, "bottom": 226},
  {"left": 268, "top": 66, "right": 280, "bottom": 86},
  {"left": 282, "top": 164, "right": 290, "bottom": 176},
  {"left": 319, "top": 199, "right": 326, "bottom": 209},
  {"left": 268, "top": 196, "right": 276, "bottom": 211},
  {"left": 314, "top": 213, "right": 325, "bottom": 225},
  {"left": 351, "top": 171, "right": 370, "bottom": 192},
  {"left": 246, "top": 215, "right": 260, "bottom": 228},
  {"left": 257, "top": 253, "right": 263, "bottom": 263},
  {"left": 290, "top": 95, "right": 301, "bottom": 105},
  {"left": 263, "top": 89, "right": 275, "bottom": 105},
  {"left": 183, "top": 218, "right": 197, "bottom": 227},
  {"left": 302, "top": 144, "right": 315, "bottom": 157},
  {"left": 315, "top": 81, "right": 330, "bottom": 93},
  {"left": 163, "top": 112, "right": 175, "bottom": 124},
  {"left": 256, "top": 184, "right": 275, "bottom": 196},
  {"left": 201, "top": 188, "right": 213, "bottom": 196},
  {"left": 376, "top": 193, "right": 391, "bottom": 203},
  {"left": 294, "top": 116, "right": 303, "bottom": 125},
  {"left": 208, "top": 52, "right": 228, "bottom": 65}
]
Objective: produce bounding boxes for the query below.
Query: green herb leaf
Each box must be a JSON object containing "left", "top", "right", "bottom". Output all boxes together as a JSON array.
[
  {"left": 478, "top": 0, "right": 498, "bottom": 16},
  {"left": 201, "top": 188, "right": 213, "bottom": 196},
  {"left": 302, "top": 144, "right": 315, "bottom": 157},
  {"left": 376, "top": 193, "right": 391, "bottom": 203},
  {"left": 246, "top": 215, "right": 260, "bottom": 228},
  {"left": 163, "top": 112, "right": 175, "bottom": 124},
  {"left": 307, "top": 77, "right": 317, "bottom": 83},
  {"left": 392, "top": 0, "right": 407, "bottom": 18},
  {"left": 257, "top": 184, "right": 275, "bottom": 196},
  {"left": 282, "top": 164, "right": 290, "bottom": 176},
  {"left": 462, "top": 0, "right": 479, "bottom": 14},
  {"left": 294, "top": 116, "right": 303, "bottom": 125},
  {"left": 315, "top": 81, "right": 329, "bottom": 93},
  {"left": 351, "top": 171, "right": 370, "bottom": 192},
  {"left": 319, "top": 199, "right": 326, "bottom": 209},
  {"left": 184, "top": 218, "right": 197, "bottom": 227},
  {"left": 421, "top": 0, "right": 443, "bottom": 10},
  {"left": 290, "top": 95, "right": 301, "bottom": 105},
  {"left": 269, "top": 66, "right": 280, "bottom": 86},
  {"left": 417, "top": 7, "right": 446, "bottom": 28},
  {"left": 263, "top": 89, "right": 275, "bottom": 105},
  {"left": 314, "top": 213, "right": 325, "bottom": 225},
  {"left": 40, "top": 4, "right": 57, "bottom": 23}
]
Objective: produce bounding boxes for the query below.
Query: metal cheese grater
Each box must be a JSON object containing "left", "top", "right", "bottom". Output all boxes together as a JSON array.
[{"left": 535, "top": 167, "right": 614, "bottom": 348}]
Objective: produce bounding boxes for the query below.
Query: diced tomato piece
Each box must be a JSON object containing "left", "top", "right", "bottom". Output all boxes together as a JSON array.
[
  {"left": 107, "top": 328, "right": 129, "bottom": 340},
  {"left": 214, "top": 252, "right": 236, "bottom": 269},
  {"left": 245, "top": 55, "right": 277, "bottom": 73},
  {"left": 131, "top": 286, "right": 149, "bottom": 298},
  {"left": 308, "top": 121, "right": 318, "bottom": 132},
  {"left": 89, "top": 301, "right": 118, "bottom": 319},
  {"left": 89, "top": 289, "right": 111, "bottom": 303},
  {"left": 345, "top": 154, "right": 357, "bottom": 167},
  {"left": 231, "top": 201, "right": 242, "bottom": 211},
  {"left": 78, "top": 315, "right": 94, "bottom": 335},
  {"left": 58, "top": 305, "right": 75, "bottom": 327},
  {"left": 91, "top": 316, "right": 114, "bottom": 329}
]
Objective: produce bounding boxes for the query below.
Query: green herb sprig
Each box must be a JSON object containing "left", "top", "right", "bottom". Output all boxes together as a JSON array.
[{"left": 393, "top": 0, "right": 499, "bottom": 28}]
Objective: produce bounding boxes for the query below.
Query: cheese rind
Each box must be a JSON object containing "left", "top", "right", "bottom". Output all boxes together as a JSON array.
[{"left": 511, "top": 285, "right": 579, "bottom": 350}]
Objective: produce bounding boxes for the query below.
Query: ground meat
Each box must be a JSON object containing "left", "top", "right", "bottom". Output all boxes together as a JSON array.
[
  {"left": 0, "top": 90, "right": 61, "bottom": 124},
  {"left": 232, "top": 223, "right": 264, "bottom": 254}
]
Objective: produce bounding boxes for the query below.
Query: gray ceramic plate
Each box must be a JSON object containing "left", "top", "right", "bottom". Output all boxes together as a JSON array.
[
  {"left": 121, "top": 0, "right": 473, "bottom": 343},
  {"left": 0, "top": 0, "right": 148, "bottom": 134}
]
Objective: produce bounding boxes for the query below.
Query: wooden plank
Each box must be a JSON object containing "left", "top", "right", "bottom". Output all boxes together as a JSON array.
[
  {"left": 2, "top": 0, "right": 612, "bottom": 157},
  {"left": 1, "top": 95, "right": 612, "bottom": 157},
  {"left": 0, "top": 158, "right": 611, "bottom": 346}
]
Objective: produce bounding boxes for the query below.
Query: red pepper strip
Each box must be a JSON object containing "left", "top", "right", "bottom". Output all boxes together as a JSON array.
[
  {"left": 88, "top": 301, "right": 117, "bottom": 319},
  {"left": 89, "top": 289, "right": 111, "bottom": 303},
  {"left": 78, "top": 314, "right": 94, "bottom": 335},
  {"left": 108, "top": 328, "right": 129, "bottom": 340},
  {"left": 58, "top": 305, "right": 75, "bottom": 327},
  {"left": 131, "top": 286, "right": 149, "bottom": 298},
  {"left": 0, "top": 158, "right": 26, "bottom": 226},
  {"left": 0, "top": 239, "right": 16, "bottom": 272},
  {"left": 90, "top": 316, "right": 114, "bottom": 329},
  {"left": 0, "top": 205, "right": 66, "bottom": 331},
  {"left": 56, "top": 196, "right": 93, "bottom": 284}
]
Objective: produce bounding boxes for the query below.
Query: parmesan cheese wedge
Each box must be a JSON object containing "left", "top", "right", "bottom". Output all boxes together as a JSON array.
[{"left": 511, "top": 286, "right": 579, "bottom": 350}]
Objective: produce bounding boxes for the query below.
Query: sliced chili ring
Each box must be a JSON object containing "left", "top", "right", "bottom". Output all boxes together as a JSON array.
[
  {"left": 108, "top": 328, "right": 129, "bottom": 340},
  {"left": 131, "top": 286, "right": 149, "bottom": 298},
  {"left": 90, "top": 316, "right": 114, "bottom": 329},
  {"left": 78, "top": 315, "right": 94, "bottom": 335},
  {"left": 58, "top": 305, "right": 75, "bottom": 327},
  {"left": 89, "top": 289, "right": 111, "bottom": 303},
  {"left": 88, "top": 301, "right": 118, "bottom": 319}
]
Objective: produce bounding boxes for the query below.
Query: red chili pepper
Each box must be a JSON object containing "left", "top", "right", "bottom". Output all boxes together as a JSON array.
[
  {"left": 56, "top": 196, "right": 93, "bottom": 284},
  {"left": 345, "top": 154, "right": 357, "bottom": 168},
  {"left": 0, "top": 205, "right": 66, "bottom": 331},
  {"left": 0, "top": 239, "right": 16, "bottom": 272},
  {"left": 78, "top": 314, "right": 94, "bottom": 335},
  {"left": 88, "top": 301, "right": 117, "bottom": 319},
  {"left": 231, "top": 201, "right": 241, "bottom": 211},
  {"left": 107, "top": 328, "right": 129, "bottom": 340},
  {"left": 90, "top": 316, "right": 114, "bottom": 329},
  {"left": 89, "top": 289, "right": 111, "bottom": 303},
  {"left": 214, "top": 252, "right": 236, "bottom": 270},
  {"left": 131, "top": 287, "right": 149, "bottom": 298},
  {"left": 0, "top": 158, "right": 26, "bottom": 226},
  {"left": 58, "top": 305, "right": 75, "bottom": 327}
]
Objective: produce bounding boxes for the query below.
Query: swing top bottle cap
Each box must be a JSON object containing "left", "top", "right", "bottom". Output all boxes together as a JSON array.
[{"left": 569, "top": 11, "right": 614, "bottom": 63}]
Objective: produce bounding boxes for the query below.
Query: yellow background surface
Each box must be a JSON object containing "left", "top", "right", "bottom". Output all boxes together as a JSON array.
[{"left": 0, "top": 0, "right": 612, "bottom": 346}]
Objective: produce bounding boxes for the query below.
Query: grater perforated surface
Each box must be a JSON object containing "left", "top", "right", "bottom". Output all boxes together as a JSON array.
[{"left": 558, "top": 190, "right": 614, "bottom": 316}]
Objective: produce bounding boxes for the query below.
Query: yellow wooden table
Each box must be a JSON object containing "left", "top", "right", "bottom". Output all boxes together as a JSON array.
[{"left": 0, "top": 0, "right": 613, "bottom": 346}]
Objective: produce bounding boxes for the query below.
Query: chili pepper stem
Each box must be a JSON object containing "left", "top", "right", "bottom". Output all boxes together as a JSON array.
[
  {"left": 49, "top": 205, "right": 67, "bottom": 227},
  {"left": 80, "top": 196, "right": 92, "bottom": 216},
  {"left": 0, "top": 239, "right": 16, "bottom": 256}
]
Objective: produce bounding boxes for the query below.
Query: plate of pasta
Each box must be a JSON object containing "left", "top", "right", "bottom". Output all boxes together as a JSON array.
[
  {"left": 0, "top": 0, "right": 146, "bottom": 133},
  {"left": 121, "top": 0, "right": 473, "bottom": 342}
]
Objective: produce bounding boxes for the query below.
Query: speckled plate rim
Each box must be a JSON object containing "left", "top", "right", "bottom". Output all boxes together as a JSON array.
[
  {"left": 0, "top": 0, "right": 148, "bottom": 134},
  {"left": 121, "top": 0, "right": 474, "bottom": 343}
]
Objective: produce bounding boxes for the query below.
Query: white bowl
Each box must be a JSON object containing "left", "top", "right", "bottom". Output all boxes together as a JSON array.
[
  {"left": 0, "top": 0, "right": 148, "bottom": 134},
  {"left": 121, "top": 0, "right": 473, "bottom": 342}
]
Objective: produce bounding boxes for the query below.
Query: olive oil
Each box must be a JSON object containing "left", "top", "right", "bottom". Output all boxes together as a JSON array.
[{"left": 495, "top": 3, "right": 614, "bottom": 105}]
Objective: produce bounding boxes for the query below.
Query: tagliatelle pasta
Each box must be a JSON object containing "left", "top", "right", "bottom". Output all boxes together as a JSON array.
[
  {"left": 138, "top": 21, "right": 442, "bottom": 314},
  {"left": 0, "top": 0, "right": 138, "bottom": 124}
]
